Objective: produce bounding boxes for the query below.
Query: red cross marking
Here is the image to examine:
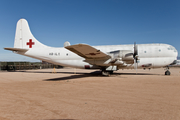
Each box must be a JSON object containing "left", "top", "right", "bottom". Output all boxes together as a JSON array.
[{"left": 27, "top": 39, "right": 35, "bottom": 48}]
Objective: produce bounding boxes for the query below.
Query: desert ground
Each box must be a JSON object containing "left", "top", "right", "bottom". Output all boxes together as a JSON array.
[{"left": 0, "top": 67, "right": 180, "bottom": 120}]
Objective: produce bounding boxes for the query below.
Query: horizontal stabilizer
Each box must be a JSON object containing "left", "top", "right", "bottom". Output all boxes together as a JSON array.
[
  {"left": 4, "top": 48, "right": 28, "bottom": 52},
  {"left": 65, "top": 44, "right": 110, "bottom": 59}
]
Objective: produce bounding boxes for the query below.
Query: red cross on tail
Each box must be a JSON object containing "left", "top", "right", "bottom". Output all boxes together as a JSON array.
[{"left": 26, "top": 39, "right": 35, "bottom": 48}]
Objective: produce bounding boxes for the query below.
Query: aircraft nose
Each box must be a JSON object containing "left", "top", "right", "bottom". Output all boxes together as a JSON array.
[
  {"left": 175, "top": 49, "right": 178, "bottom": 58},
  {"left": 170, "top": 45, "right": 178, "bottom": 58}
]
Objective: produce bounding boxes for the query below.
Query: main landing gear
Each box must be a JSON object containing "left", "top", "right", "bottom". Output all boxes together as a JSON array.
[
  {"left": 165, "top": 66, "right": 170, "bottom": 75},
  {"left": 102, "top": 70, "right": 113, "bottom": 76}
]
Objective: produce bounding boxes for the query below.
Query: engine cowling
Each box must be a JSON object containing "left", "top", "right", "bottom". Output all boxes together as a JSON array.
[{"left": 110, "top": 50, "right": 134, "bottom": 61}]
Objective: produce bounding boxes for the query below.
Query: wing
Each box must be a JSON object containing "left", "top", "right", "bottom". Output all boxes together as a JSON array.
[{"left": 65, "top": 44, "right": 110, "bottom": 59}]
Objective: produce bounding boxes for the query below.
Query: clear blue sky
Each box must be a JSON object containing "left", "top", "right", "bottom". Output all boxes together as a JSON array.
[{"left": 0, "top": 0, "right": 180, "bottom": 61}]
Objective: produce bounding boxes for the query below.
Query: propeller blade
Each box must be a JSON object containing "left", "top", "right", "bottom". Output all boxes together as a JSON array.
[
  {"left": 133, "top": 42, "right": 138, "bottom": 58},
  {"left": 133, "top": 42, "right": 138, "bottom": 74}
]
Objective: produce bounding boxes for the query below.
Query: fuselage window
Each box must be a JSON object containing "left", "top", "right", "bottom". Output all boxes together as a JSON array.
[
  {"left": 159, "top": 49, "right": 161, "bottom": 52},
  {"left": 144, "top": 51, "right": 146, "bottom": 53},
  {"left": 49, "top": 53, "right": 53, "bottom": 55},
  {"left": 167, "top": 46, "right": 177, "bottom": 52},
  {"left": 66, "top": 53, "right": 68, "bottom": 56}
]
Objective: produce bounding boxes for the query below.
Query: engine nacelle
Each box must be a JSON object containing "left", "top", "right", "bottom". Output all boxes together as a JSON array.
[
  {"left": 84, "top": 50, "right": 134, "bottom": 67},
  {"left": 110, "top": 50, "right": 134, "bottom": 61}
]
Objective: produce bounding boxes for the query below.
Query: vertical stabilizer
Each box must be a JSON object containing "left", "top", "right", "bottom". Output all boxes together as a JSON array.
[{"left": 14, "top": 19, "right": 48, "bottom": 49}]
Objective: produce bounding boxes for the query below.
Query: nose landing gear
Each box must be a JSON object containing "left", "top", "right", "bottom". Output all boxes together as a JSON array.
[{"left": 165, "top": 66, "right": 170, "bottom": 75}]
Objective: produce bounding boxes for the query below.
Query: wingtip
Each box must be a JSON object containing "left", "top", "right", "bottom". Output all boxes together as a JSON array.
[{"left": 4, "top": 48, "right": 28, "bottom": 52}]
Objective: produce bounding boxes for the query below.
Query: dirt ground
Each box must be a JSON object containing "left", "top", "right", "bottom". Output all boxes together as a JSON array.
[{"left": 0, "top": 67, "right": 180, "bottom": 120}]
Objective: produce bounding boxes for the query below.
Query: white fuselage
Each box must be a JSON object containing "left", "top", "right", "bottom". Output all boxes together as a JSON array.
[
  {"left": 17, "top": 43, "right": 178, "bottom": 70},
  {"left": 5, "top": 19, "right": 178, "bottom": 73}
]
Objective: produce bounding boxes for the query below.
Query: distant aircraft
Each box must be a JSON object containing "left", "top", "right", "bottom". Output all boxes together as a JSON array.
[
  {"left": 169, "top": 60, "right": 180, "bottom": 67},
  {"left": 4, "top": 19, "right": 178, "bottom": 76}
]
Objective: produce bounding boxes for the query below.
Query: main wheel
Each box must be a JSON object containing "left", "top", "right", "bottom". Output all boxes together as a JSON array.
[
  {"left": 165, "top": 70, "right": 170, "bottom": 75},
  {"left": 102, "top": 71, "right": 110, "bottom": 76}
]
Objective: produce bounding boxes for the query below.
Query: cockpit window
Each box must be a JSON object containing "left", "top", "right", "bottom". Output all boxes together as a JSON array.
[{"left": 167, "top": 46, "right": 177, "bottom": 52}]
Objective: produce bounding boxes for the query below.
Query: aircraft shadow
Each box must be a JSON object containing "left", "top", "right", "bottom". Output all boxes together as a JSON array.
[
  {"left": 13, "top": 70, "right": 159, "bottom": 75},
  {"left": 44, "top": 71, "right": 159, "bottom": 81},
  {"left": 9, "top": 70, "right": 160, "bottom": 81},
  {"left": 44, "top": 71, "right": 103, "bottom": 81},
  {"left": 12, "top": 70, "right": 102, "bottom": 75}
]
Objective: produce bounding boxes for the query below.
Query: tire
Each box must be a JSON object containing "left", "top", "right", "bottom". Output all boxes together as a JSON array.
[
  {"left": 165, "top": 70, "right": 170, "bottom": 75},
  {"left": 102, "top": 71, "right": 110, "bottom": 76}
]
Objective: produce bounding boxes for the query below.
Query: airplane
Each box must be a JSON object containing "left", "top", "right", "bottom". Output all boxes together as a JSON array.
[
  {"left": 4, "top": 19, "right": 178, "bottom": 76},
  {"left": 169, "top": 60, "right": 180, "bottom": 67}
]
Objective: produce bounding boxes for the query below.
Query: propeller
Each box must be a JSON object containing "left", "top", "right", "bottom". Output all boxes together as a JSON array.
[{"left": 133, "top": 42, "right": 138, "bottom": 74}]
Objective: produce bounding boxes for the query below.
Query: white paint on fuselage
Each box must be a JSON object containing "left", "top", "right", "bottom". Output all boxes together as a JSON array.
[{"left": 19, "top": 43, "right": 178, "bottom": 70}]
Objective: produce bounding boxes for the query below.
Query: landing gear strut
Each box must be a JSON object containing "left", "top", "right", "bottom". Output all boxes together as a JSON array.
[{"left": 165, "top": 66, "right": 170, "bottom": 75}]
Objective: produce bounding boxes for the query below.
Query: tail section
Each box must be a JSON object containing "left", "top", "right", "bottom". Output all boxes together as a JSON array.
[{"left": 14, "top": 19, "right": 48, "bottom": 49}]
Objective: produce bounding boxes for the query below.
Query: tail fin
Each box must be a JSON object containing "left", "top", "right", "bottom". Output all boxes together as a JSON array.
[{"left": 14, "top": 19, "right": 48, "bottom": 49}]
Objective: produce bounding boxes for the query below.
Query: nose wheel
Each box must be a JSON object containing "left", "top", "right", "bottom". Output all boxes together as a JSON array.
[
  {"left": 165, "top": 66, "right": 170, "bottom": 75},
  {"left": 165, "top": 70, "right": 170, "bottom": 75}
]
